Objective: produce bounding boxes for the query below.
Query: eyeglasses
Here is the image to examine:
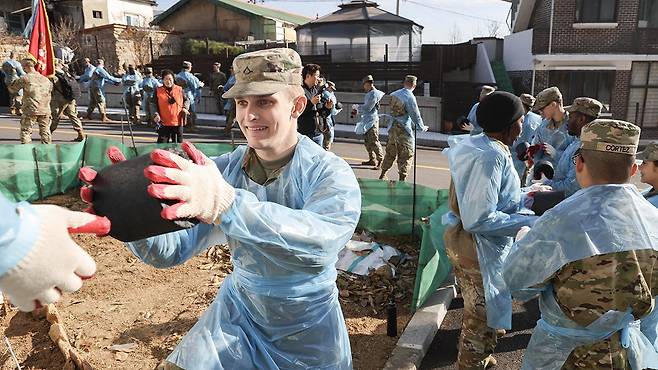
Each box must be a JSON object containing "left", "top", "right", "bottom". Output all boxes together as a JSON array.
[{"left": 571, "top": 148, "right": 582, "bottom": 165}]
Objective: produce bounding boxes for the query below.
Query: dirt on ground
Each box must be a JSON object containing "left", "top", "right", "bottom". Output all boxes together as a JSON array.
[{"left": 0, "top": 191, "right": 418, "bottom": 370}]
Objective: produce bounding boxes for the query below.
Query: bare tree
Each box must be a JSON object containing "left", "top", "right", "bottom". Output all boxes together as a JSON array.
[
  {"left": 449, "top": 22, "right": 463, "bottom": 44},
  {"left": 120, "top": 26, "right": 156, "bottom": 67},
  {"left": 487, "top": 21, "right": 501, "bottom": 38},
  {"left": 52, "top": 17, "right": 81, "bottom": 52}
]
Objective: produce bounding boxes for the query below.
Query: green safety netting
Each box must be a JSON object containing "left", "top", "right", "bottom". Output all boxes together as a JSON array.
[{"left": 0, "top": 138, "right": 452, "bottom": 311}]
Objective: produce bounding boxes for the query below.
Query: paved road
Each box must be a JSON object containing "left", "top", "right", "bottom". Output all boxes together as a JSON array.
[
  {"left": 420, "top": 298, "right": 540, "bottom": 369},
  {"left": 0, "top": 113, "right": 451, "bottom": 189}
]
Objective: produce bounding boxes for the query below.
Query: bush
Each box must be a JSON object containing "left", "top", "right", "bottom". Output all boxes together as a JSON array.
[{"left": 184, "top": 39, "right": 244, "bottom": 56}]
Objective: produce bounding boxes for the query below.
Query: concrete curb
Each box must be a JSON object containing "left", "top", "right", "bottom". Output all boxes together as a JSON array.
[{"left": 383, "top": 278, "right": 457, "bottom": 370}]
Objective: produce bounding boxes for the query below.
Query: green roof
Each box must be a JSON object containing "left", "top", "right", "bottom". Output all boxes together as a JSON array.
[{"left": 153, "top": 0, "right": 311, "bottom": 26}]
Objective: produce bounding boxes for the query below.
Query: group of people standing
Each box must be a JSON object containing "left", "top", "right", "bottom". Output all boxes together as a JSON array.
[{"left": 446, "top": 84, "right": 658, "bottom": 370}]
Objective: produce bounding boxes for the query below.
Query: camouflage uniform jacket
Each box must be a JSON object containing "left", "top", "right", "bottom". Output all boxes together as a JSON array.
[
  {"left": 503, "top": 184, "right": 658, "bottom": 370},
  {"left": 210, "top": 71, "right": 227, "bottom": 96},
  {"left": 10, "top": 72, "right": 52, "bottom": 115}
]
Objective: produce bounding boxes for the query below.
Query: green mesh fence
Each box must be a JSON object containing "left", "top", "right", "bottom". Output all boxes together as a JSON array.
[{"left": 0, "top": 138, "right": 452, "bottom": 311}]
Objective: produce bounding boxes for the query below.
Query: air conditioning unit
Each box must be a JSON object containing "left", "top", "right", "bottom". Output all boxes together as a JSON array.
[{"left": 639, "top": 20, "right": 649, "bottom": 28}]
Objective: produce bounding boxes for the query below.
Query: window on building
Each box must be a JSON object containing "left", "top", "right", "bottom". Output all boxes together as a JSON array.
[
  {"left": 628, "top": 62, "right": 658, "bottom": 128},
  {"left": 549, "top": 70, "right": 614, "bottom": 111},
  {"left": 639, "top": 0, "right": 658, "bottom": 27},
  {"left": 125, "top": 14, "right": 142, "bottom": 27},
  {"left": 575, "top": 0, "right": 616, "bottom": 23},
  {"left": 92, "top": 10, "right": 103, "bottom": 19}
]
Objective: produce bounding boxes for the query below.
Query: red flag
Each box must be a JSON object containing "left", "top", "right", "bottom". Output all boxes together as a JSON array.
[{"left": 27, "top": 0, "right": 54, "bottom": 77}]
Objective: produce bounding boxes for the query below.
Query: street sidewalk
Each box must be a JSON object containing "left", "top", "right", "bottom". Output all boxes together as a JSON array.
[{"left": 80, "top": 106, "right": 453, "bottom": 148}]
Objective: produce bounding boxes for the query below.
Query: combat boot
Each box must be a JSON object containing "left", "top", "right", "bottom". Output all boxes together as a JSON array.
[
  {"left": 73, "top": 131, "right": 85, "bottom": 142},
  {"left": 101, "top": 114, "right": 110, "bottom": 122},
  {"left": 361, "top": 159, "right": 376, "bottom": 166},
  {"left": 399, "top": 174, "right": 406, "bottom": 182},
  {"left": 378, "top": 171, "right": 388, "bottom": 180},
  {"left": 484, "top": 355, "right": 497, "bottom": 368},
  {"left": 375, "top": 159, "right": 382, "bottom": 169}
]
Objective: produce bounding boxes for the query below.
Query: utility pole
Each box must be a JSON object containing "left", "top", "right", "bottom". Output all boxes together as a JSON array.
[{"left": 396, "top": 0, "right": 400, "bottom": 15}]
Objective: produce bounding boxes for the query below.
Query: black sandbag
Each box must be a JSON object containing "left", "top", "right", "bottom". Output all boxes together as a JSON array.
[
  {"left": 92, "top": 148, "right": 198, "bottom": 242},
  {"left": 533, "top": 160, "right": 555, "bottom": 180},
  {"left": 531, "top": 190, "right": 566, "bottom": 216}
]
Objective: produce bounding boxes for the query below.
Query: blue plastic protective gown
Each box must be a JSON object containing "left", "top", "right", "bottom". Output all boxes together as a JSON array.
[
  {"left": 79, "top": 65, "right": 95, "bottom": 91},
  {"left": 222, "top": 75, "right": 236, "bottom": 112},
  {"left": 176, "top": 71, "right": 202, "bottom": 112},
  {"left": 121, "top": 71, "right": 142, "bottom": 100},
  {"left": 0, "top": 194, "right": 39, "bottom": 278},
  {"left": 89, "top": 66, "right": 121, "bottom": 100},
  {"left": 466, "top": 102, "right": 483, "bottom": 135},
  {"left": 354, "top": 87, "right": 385, "bottom": 135},
  {"left": 531, "top": 114, "right": 574, "bottom": 167},
  {"left": 126, "top": 136, "right": 361, "bottom": 370},
  {"left": 503, "top": 184, "right": 658, "bottom": 370},
  {"left": 322, "top": 90, "right": 341, "bottom": 145},
  {"left": 511, "top": 112, "right": 542, "bottom": 179},
  {"left": 641, "top": 189, "right": 658, "bottom": 351},
  {"left": 140, "top": 76, "right": 161, "bottom": 108},
  {"left": 2, "top": 59, "right": 25, "bottom": 83},
  {"left": 445, "top": 134, "right": 537, "bottom": 329},
  {"left": 543, "top": 138, "right": 580, "bottom": 197},
  {"left": 643, "top": 188, "right": 658, "bottom": 207},
  {"left": 386, "top": 88, "right": 428, "bottom": 146}
]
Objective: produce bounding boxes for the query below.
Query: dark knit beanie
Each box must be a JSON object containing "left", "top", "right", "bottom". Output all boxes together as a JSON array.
[{"left": 476, "top": 91, "right": 525, "bottom": 133}]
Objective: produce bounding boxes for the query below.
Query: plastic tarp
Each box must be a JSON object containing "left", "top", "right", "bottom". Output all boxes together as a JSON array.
[
  {"left": 0, "top": 137, "right": 234, "bottom": 203},
  {"left": 0, "top": 142, "right": 452, "bottom": 311}
]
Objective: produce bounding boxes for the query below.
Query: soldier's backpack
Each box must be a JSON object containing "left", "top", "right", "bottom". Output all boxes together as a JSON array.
[{"left": 56, "top": 70, "right": 81, "bottom": 101}]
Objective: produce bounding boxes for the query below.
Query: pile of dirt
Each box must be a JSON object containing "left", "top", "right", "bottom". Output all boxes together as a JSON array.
[{"left": 0, "top": 191, "right": 419, "bottom": 370}]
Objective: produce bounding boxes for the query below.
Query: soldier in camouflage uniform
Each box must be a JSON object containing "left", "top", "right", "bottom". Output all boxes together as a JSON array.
[
  {"left": 445, "top": 91, "right": 536, "bottom": 369},
  {"left": 9, "top": 59, "right": 53, "bottom": 144},
  {"left": 50, "top": 59, "right": 84, "bottom": 142},
  {"left": 210, "top": 62, "right": 227, "bottom": 115},
  {"left": 504, "top": 119, "right": 658, "bottom": 370},
  {"left": 2, "top": 51, "right": 25, "bottom": 115},
  {"left": 379, "top": 75, "right": 428, "bottom": 181},
  {"left": 638, "top": 141, "right": 658, "bottom": 207}
]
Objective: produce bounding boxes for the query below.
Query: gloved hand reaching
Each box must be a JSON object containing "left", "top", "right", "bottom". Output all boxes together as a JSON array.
[
  {"left": 516, "top": 226, "right": 531, "bottom": 241},
  {"left": 0, "top": 205, "right": 110, "bottom": 311},
  {"left": 542, "top": 143, "right": 557, "bottom": 158},
  {"left": 144, "top": 142, "right": 235, "bottom": 224}
]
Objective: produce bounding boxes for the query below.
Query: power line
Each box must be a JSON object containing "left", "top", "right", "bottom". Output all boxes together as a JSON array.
[{"left": 398, "top": 0, "right": 503, "bottom": 23}]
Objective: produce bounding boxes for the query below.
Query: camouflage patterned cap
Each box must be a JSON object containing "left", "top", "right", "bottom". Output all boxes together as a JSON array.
[
  {"left": 535, "top": 87, "right": 562, "bottom": 110},
  {"left": 520, "top": 93, "right": 535, "bottom": 107},
  {"left": 637, "top": 141, "right": 658, "bottom": 161},
  {"left": 182, "top": 61, "right": 192, "bottom": 69},
  {"left": 480, "top": 85, "right": 496, "bottom": 100},
  {"left": 580, "top": 119, "right": 641, "bottom": 155},
  {"left": 405, "top": 75, "right": 417, "bottom": 85},
  {"left": 222, "top": 48, "right": 303, "bottom": 99},
  {"left": 363, "top": 75, "right": 374, "bottom": 83},
  {"left": 327, "top": 80, "right": 336, "bottom": 89},
  {"left": 145, "top": 67, "right": 153, "bottom": 74},
  {"left": 565, "top": 97, "right": 603, "bottom": 118}
]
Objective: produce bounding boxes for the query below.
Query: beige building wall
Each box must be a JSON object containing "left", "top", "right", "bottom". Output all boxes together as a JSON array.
[{"left": 157, "top": 0, "right": 251, "bottom": 41}]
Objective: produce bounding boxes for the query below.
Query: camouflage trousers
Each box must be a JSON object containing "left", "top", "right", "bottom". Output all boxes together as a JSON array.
[
  {"left": 444, "top": 183, "right": 497, "bottom": 370},
  {"left": 86, "top": 87, "right": 106, "bottom": 117},
  {"left": 143, "top": 95, "right": 155, "bottom": 125},
  {"left": 20, "top": 114, "right": 52, "bottom": 144},
  {"left": 125, "top": 94, "right": 141, "bottom": 124},
  {"left": 50, "top": 98, "right": 83, "bottom": 133},
  {"left": 561, "top": 332, "right": 630, "bottom": 369},
  {"left": 364, "top": 125, "right": 383, "bottom": 162},
  {"left": 224, "top": 105, "right": 236, "bottom": 135},
  {"left": 9, "top": 92, "right": 22, "bottom": 115},
  {"left": 381, "top": 123, "right": 414, "bottom": 180}
]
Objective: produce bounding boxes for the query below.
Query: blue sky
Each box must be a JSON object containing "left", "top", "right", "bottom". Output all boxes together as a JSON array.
[{"left": 156, "top": 0, "right": 512, "bottom": 44}]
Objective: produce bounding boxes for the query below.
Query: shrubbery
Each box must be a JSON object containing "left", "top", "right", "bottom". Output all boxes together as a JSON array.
[{"left": 183, "top": 39, "right": 243, "bottom": 56}]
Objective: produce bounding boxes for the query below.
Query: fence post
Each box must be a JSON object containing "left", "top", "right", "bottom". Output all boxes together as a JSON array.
[{"left": 385, "top": 44, "right": 389, "bottom": 93}]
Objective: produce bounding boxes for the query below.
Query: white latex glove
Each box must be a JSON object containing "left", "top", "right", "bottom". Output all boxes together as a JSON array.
[
  {"left": 199, "top": 81, "right": 205, "bottom": 88},
  {"left": 516, "top": 226, "right": 531, "bottom": 241},
  {"left": 530, "top": 174, "right": 551, "bottom": 189},
  {"left": 421, "top": 125, "right": 429, "bottom": 132},
  {"left": 144, "top": 142, "right": 235, "bottom": 224},
  {"left": 0, "top": 205, "right": 110, "bottom": 312}
]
